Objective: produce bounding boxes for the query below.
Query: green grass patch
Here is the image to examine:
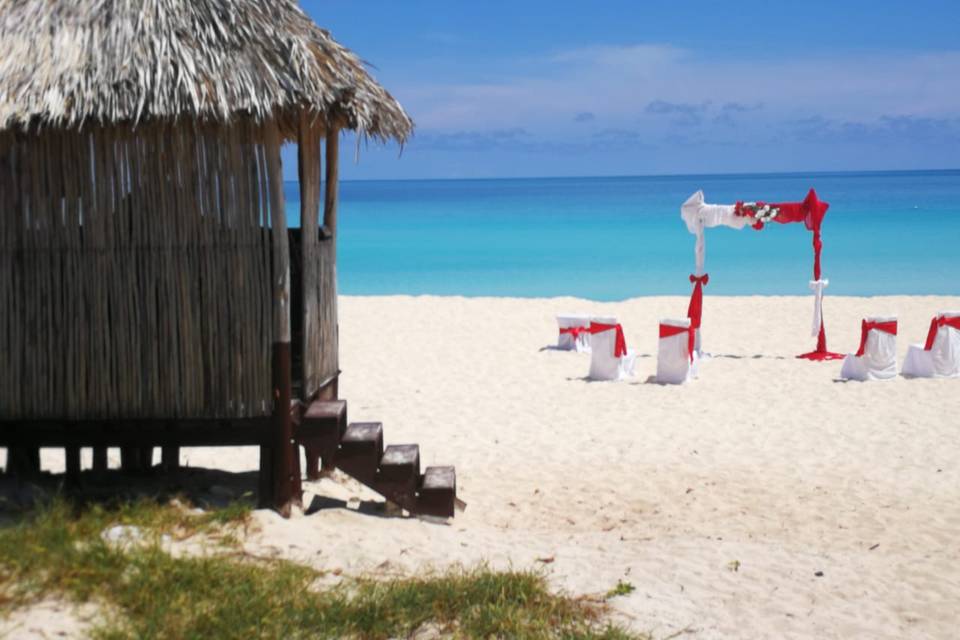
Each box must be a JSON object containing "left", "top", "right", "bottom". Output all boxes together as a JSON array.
[
  {"left": 0, "top": 497, "right": 646, "bottom": 639},
  {"left": 605, "top": 580, "right": 636, "bottom": 599}
]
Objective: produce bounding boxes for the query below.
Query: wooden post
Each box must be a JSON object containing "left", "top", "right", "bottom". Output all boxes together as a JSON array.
[
  {"left": 299, "top": 112, "right": 322, "bottom": 398},
  {"left": 65, "top": 446, "right": 81, "bottom": 487},
  {"left": 161, "top": 446, "right": 180, "bottom": 471},
  {"left": 298, "top": 113, "right": 324, "bottom": 479},
  {"left": 7, "top": 446, "right": 40, "bottom": 478},
  {"left": 138, "top": 447, "right": 154, "bottom": 471},
  {"left": 321, "top": 125, "right": 340, "bottom": 405},
  {"left": 264, "top": 119, "right": 301, "bottom": 516},
  {"left": 323, "top": 127, "right": 339, "bottom": 251},
  {"left": 316, "top": 126, "right": 341, "bottom": 471},
  {"left": 258, "top": 445, "right": 273, "bottom": 508},
  {"left": 120, "top": 447, "right": 140, "bottom": 472},
  {"left": 92, "top": 446, "right": 108, "bottom": 474}
]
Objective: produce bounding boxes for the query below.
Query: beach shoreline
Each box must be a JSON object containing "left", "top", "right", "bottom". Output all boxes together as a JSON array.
[{"left": 19, "top": 293, "right": 960, "bottom": 638}]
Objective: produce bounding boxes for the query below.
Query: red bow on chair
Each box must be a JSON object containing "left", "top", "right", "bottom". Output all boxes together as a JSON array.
[
  {"left": 687, "top": 273, "right": 709, "bottom": 330},
  {"left": 924, "top": 316, "right": 960, "bottom": 350},
  {"left": 589, "top": 322, "right": 628, "bottom": 358},
  {"left": 855, "top": 320, "right": 897, "bottom": 357},
  {"left": 659, "top": 323, "right": 695, "bottom": 362},
  {"left": 559, "top": 326, "right": 587, "bottom": 340}
]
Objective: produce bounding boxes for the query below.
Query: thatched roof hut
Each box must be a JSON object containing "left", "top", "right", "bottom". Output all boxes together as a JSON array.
[{"left": 0, "top": 0, "right": 415, "bottom": 513}]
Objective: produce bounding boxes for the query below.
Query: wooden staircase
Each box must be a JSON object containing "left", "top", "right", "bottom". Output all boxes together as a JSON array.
[{"left": 295, "top": 400, "right": 460, "bottom": 518}]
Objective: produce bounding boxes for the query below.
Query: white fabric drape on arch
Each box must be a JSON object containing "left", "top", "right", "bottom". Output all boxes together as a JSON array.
[
  {"left": 679, "top": 191, "right": 751, "bottom": 354},
  {"left": 680, "top": 190, "right": 752, "bottom": 276}
]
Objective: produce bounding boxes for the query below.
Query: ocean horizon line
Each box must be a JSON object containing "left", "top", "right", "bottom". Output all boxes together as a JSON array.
[
  {"left": 338, "top": 292, "right": 960, "bottom": 302},
  {"left": 329, "top": 167, "right": 960, "bottom": 185}
]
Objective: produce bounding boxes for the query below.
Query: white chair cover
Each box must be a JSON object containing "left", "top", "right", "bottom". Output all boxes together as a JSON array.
[
  {"left": 587, "top": 316, "right": 636, "bottom": 381},
  {"left": 840, "top": 315, "right": 898, "bottom": 381},
  {"left": 656, "top": 318, "right": 698, "bottom": 384},
  {"left": 902, "top": 311, "right": 960, "bottom": 378},
  {"left": 556, "top": 313, "right": 591, "bottom": 352}
]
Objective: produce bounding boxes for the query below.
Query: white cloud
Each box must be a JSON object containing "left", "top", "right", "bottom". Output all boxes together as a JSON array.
[{"left": 393, "top": 45, "right": 960, "bottom": 136}]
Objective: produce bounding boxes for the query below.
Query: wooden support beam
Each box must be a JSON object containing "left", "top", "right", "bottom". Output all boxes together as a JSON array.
[
  {"left": 0, "top": 419, "right": 270, "bottom": 447},
  {"left": 161, "top": 446, "right": 180, "bottom": 471},
  {"left": 92, "top": 446, "right": 108, "bottom": 474},
  {"left": 320, "top": 126, "right": 341, "bottom": 402},
  {"left": 323, "top": 127, "right": 340, "bottom": 241},
  {"left": 138, "top": 447, "right": 154, "bottom": 470},
  {"left": 120, "top": 447, "right": 140, "bottom": 472},
  {"left": 65, "top": 446, "right": 81, "bottom": 486},
  {"left": 264, "top": 119, "right": 301, "bottom": 516},
  {"left": 298, "top": 112, "right": 322, "bottom": 400},
  {"left": 6, "top": 446, "right": 40, "bottom": 478},
  {"left": 258, "top": 445, "right": 273, "bottom": 509},
  {"left": 299, "top": 113, "right": 324, "bottom": 478}
]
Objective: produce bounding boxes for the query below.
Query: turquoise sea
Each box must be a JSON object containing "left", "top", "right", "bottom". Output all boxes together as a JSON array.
[{"left": 284, "top": 170, "right": 960, "bottom": 299}]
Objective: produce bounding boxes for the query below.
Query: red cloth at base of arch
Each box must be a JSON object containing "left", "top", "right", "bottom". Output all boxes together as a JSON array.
[{"left": 687, "top": 274, "right": 709, "bottom": 330}]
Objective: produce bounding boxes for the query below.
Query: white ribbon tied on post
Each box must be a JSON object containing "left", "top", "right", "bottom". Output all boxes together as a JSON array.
[
  {"left": 809, "top": 279, "right": 829, "bottom": 337},
  {"left": 680, "top": 190, "right": 751, "bottom": 276}
]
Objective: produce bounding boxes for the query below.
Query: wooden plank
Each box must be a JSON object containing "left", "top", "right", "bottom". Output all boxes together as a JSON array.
[{"left": 0, "top": 418, "right": 271, "bottom": 447}]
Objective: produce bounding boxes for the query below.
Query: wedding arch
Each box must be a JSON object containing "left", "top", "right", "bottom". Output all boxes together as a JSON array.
[{"left": 679, "top": 188, "right": 842, "bottom": 360}]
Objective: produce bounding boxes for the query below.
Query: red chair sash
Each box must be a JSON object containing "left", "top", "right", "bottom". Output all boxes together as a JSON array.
[
  {"left": 659, "top": 323, "right": 694, "bottom": 362},
  {"left": 686, "top": 273, "right": 709, "bottom": 330},
  {"left": 924, "top": 316, "right": 960, "bottom": 350},
  {"left": 589, "top": 322, "right": 628, "bottom": 358},
  {"left": 559, "top": 326, "right": 587, "bottom": 340},
  {"left": 855, "top": 320, "right": 897, "bottom": 357}
]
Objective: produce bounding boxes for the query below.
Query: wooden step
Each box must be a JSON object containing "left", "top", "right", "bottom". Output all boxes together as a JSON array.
[
  {"left": 337, "top": 422, "right": 383, "bottom": 485},
  {"left": 376, "top": 444, "right": 420, "bottom": 509},
  {"left": 417, "top": 466, "right": 457, "bottom": 518},
  {"left": 298, "top": 400, "right": 346, "bottom": 438},
  {"left": 298, "top": 400, "right": 347, "bottom": 479}
]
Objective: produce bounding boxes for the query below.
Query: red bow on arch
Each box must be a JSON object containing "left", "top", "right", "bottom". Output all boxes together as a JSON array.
[{"left": 687, "top": 274, "right": 709, "bottom": 331}]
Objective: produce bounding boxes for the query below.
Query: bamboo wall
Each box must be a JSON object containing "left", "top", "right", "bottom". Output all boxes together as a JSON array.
[{"left": 0, "top": 120, "right": 284, "bottom": 419}]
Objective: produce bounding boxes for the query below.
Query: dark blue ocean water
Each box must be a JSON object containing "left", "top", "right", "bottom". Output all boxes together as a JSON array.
[{"left": 284, "top": 170, "right": 960, "bottom": 299}]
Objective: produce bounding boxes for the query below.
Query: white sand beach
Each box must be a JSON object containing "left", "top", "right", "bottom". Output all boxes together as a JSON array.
[{"left": 23, "top": 294, "right": 960, "bottom": 639}]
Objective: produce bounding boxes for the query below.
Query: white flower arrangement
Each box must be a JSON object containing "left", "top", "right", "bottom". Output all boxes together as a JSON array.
[{"left": 740, "top": 202, "right": 780, "bottom": 223}]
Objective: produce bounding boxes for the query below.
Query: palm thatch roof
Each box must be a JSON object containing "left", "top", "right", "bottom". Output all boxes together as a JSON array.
[{"left": 0, "top": 0, "right": 413, "bottom": 141}]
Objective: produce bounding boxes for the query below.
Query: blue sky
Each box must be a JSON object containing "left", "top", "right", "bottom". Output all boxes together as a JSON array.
[{"left": 292, "top": 1, "right": 960, "bottom": 180}]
